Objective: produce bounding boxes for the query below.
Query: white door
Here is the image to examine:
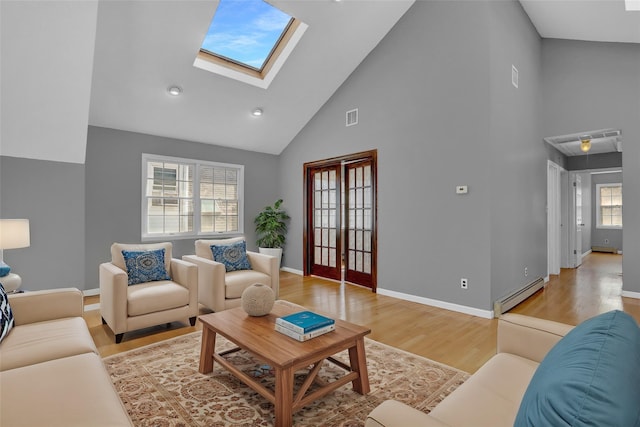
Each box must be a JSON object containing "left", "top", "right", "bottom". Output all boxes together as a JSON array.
[
  {"left": 547, "top": 161, "right": 562, "bottom": 276},
  {"left": 575, "top": 174, "right": 583, "bottom": 267},
  {"left": 570, "top": 173, "right": 584, "bottom": 268}
]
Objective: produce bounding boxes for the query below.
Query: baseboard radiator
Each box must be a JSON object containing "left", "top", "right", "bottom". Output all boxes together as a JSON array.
[
  {"left": 591, "top": 246, "right": 617, "bottom": 254},
  {"left": 494, "top": 277, "right": 544, "bottom": 318}
]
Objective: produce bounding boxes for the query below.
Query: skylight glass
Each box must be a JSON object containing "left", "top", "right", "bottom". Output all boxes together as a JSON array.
[{"left": 201, "top": 0, "right": 294, "bottom": 72}]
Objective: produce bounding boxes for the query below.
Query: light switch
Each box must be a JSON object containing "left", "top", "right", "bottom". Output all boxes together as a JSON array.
[{"left": 456, "top": 185, "right": 468, "bottom": 194}]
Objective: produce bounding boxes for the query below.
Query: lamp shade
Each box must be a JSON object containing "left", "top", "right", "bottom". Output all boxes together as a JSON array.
[{"left": 0, "top": 219, "right": 30, "bottom": 249}]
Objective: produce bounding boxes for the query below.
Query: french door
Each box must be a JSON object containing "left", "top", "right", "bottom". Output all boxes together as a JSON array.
[{"left": 304, "top": 150, "right": 377, "bottom": 290}]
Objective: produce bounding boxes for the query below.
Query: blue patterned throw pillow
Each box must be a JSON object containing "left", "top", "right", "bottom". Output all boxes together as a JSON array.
[
  {"left": 211, "top": 241, "right": 252, "bottom": 272},
  {"left": 122, "top": 248, "right": 171, "bottom": 286},
  {"left": 0, "top": 283, "right": 14, "bottom": 343}
]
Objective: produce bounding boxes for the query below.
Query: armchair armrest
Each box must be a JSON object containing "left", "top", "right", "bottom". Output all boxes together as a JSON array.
[
  {"left": 8, "top": 288, "right": 83, "bottom": 326},
  {"left": 99, "top": 262, "right": 129, "bottom": 334},
  {"left": 182, "top": 255, "right": 226, "bottom": 312},
  {"left": 246, "top": 251, "right": 280, "bottom": 298},
  {"left": 170, "top": 258, "right": 198, "bottom": 310},
  {"left": 497, "top": 313, "right": 574, "bottom": 363}
]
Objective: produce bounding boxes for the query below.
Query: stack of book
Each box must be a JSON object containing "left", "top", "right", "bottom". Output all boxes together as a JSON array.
[{"left": 275, "top": 311, "right": 335, "bottom": 342}]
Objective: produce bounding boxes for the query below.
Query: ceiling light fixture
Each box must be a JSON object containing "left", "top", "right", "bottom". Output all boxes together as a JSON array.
[
  {"left": 580, "top": 136, "right": 592, "bottom": 153},
  {"left": 168, "top": 86, "right": 182, "bottom": 96},
  {"left": 252, "top": 108, "right": 263, "bottom": 116}
]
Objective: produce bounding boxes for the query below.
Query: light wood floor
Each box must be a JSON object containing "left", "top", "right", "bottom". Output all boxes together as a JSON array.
[{"left": 85, "top": 252, "right": 640, "bottom": 374}]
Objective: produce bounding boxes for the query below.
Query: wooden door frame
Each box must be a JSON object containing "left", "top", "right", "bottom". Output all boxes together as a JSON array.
[{"left": 303, "top": 149, "right": 378, "bottom": 291}]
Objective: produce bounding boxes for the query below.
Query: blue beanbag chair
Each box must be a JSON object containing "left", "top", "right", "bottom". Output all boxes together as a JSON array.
[{"left": 515, "top": 310, "right": 640, "bottom": 427}]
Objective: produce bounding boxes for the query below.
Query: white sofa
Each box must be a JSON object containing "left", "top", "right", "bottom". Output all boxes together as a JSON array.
[
  {"left": 0, "top": 288, "right": 133, "bottom": 427},
  {"left": 366, "top": 311, "right": 640, "bottom": 427}
]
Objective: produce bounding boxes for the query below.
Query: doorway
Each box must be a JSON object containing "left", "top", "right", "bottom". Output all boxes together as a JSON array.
[{"left": 303, "top": 150, "right": 377, "bottom": 291}]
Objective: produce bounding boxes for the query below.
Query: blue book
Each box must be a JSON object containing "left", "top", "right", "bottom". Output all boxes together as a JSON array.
[{"left": 275, "top": 311, "right": 335, "bottom": 334}]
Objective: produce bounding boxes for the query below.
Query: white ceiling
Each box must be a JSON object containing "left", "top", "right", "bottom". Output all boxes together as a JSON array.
[
  {"left": 520, "top": 0, "right": 640, "bottom": 44},
  {"left": 1, "top": 1, "right": 638, "bottom": 164},
  {"left": 88, "top": 0, "right": 415, "bottom": 156},
  {"left": 545, "top": 129, "right": 623, "bottom": 156}
]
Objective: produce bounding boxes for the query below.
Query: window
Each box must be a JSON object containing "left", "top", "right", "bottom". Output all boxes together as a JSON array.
[
  {"left": 201, "top": 0, "right": 293, "bottom": 72},
  {"left": 596, "top": 183, "right": 622, "bottom": 229},
  {"left": 142, "top": 154, "right": 244, "bottom": 240},
  {"left": 194, "top": 0, "right": 308, "bottom": 89}
]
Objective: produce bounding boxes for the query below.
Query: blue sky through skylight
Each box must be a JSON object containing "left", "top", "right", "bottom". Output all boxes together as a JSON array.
[{"left": 201, "top": 0, "right": 293, "bottom": 71}]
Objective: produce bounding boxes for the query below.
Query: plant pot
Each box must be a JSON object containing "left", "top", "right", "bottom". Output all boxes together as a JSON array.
[{"left": 258, "top": 247, "right": 282, "bottom": 267}]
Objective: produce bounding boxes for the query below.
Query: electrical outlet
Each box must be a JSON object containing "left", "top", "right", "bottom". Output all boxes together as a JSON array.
[
  {"left": 460, "top": 278, "right": 468, "bottom": 289},
  {"left": 524, "top": 267, "right": 528, "bottom": 277},
  {"left": 605, "top": 239, "right": 609, "bottom": 244}
]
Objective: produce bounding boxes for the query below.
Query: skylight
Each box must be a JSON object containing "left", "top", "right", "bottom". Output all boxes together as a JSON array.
[{"left": 201, "top": 0, "right": 293, "bottom": 72}]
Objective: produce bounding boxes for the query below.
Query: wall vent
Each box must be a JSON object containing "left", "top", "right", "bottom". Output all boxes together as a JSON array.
[
  {"left": 512, "top": 65, "right": 519, "bottom": 88},
  {"left": 346, "top": 108, "right": 358, "bottom": 127},
  {"left": 494, "top": 277, "right": 544, "bottom": 317}
]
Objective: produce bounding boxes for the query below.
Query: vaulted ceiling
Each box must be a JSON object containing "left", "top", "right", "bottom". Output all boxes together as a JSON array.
[{"left": 1, "top": 1, "right": 639, "bottom": 164}]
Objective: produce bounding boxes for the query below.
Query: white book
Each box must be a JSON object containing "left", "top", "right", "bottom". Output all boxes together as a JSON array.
[{"left": 275, "top": 323, "right": 335, "bottom": 342}]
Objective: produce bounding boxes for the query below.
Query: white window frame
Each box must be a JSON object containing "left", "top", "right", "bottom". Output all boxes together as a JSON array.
[
  {"left": 141, "top": 153, "right": 244, "bottom": 241},
  {"left": 596, "top": 183, "right": 622, "bottom": 229}
]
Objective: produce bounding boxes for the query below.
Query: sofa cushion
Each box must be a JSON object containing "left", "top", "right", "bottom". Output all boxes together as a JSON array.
[
  {"left": 0, "top": 283, "right": 14, "bottom": 344},
  {"left": 429, "top": 353, "right": 539, "bottom": 427},
  {"left": 0, "top": 317, "right": 98, "bottom": 371},
  {"left": 127, "top": 281, "right": 190, "bottom": 317},
  {"left": 225, "top": 270, "right": 272, "bottom": 299},
  {"left": 0, "top": 352, "right": 133, "bottom": 427},
  {"left": 211, "top": 240, "right": 252, "bottom": 272},
  {"left": 514, "top": 310, "right": 640, "bottom": 427},
  {"left": 195, "top": 236, "right": 244, "bottom": 260}
]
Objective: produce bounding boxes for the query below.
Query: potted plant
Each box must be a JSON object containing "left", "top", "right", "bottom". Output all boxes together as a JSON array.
[{"left": 254, "top": 199, "right": 290, "bottom": 266}]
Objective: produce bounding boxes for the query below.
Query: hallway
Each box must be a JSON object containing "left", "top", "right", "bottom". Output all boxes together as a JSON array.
[{"left": 512, "top": 252, "right": 639, "bottom": 324}]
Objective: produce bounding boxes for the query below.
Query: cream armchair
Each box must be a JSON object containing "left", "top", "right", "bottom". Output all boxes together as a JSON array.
[
  {"left": 100, "top": 242, "right": 198, "bottom": 343},
  {"left": 182, "top": 237, "right": 279, "bottom": 313}
]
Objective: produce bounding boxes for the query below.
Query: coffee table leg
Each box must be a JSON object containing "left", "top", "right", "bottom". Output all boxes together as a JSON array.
[
  {"left": 274, "top": 366, "right": 294, "bottom": 427},
  {"left": 199, "top": 327, "right": 217, "bottom": 374},
  {"left": 348, "top": 338, "right": 370, "bottom": 394}
]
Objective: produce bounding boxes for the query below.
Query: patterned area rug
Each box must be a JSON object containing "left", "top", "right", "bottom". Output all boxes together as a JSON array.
[{"left": 104, "top": 332, "right": 469, "bottom": 426}]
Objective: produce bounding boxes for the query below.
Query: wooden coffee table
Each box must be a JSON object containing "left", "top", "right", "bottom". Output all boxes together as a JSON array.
[{"left": 198, "top": 300, "right": 371, "bottom": 427}]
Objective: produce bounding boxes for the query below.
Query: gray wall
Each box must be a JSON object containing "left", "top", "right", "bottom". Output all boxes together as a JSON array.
[
  {"left": 0, "top": 156, "right": 86, "bottom": 291},
  {"left": 85, "top": 126, "right": 279, "bottom": 289},
  {"left": 488, "top": 0, "right": 545, "bottom": 304},
  {"left": 567, "top": 152, "right": 622, "bottom": 171},
  {"left": 591, "top": 172, "right": 623, "bottom": 252},
  {"left": 542, "top": 39, "right": 640, "bottom": 293},
  {"left": 278, "top": 0, "right": 544, "bottom": 312}
]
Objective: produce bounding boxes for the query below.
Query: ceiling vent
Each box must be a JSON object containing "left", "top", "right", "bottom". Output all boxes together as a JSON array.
[{"left": 346, "top": 108, "right": 358, "bottom": 127}]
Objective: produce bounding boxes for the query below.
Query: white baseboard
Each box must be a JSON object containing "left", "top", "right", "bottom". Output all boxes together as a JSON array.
[
  {"left": 280, "top": 267, "right": 303, "bottom": 275},
  {"left": 84, "top": 303, "right": 100, "bottom": 311},
  {"left": 83, "top": 288, "right": 100, "bottom": 297},
  {"left": 622, "top": 290, "right": 640, "bottom": 299},
  {"left": 376, "top": 288, "right": 494, "bottom": 319},
  {"left": 83, "top": 288, "right": 100, "bottom": 311}
]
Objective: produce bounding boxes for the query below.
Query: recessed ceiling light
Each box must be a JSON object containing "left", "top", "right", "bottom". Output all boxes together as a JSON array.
[
  {"left": 252, "top": 108, "right": 263, "bottom": 116},
  {"left": 168, "top": 86, "right": 182, "bottom": 96}
]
